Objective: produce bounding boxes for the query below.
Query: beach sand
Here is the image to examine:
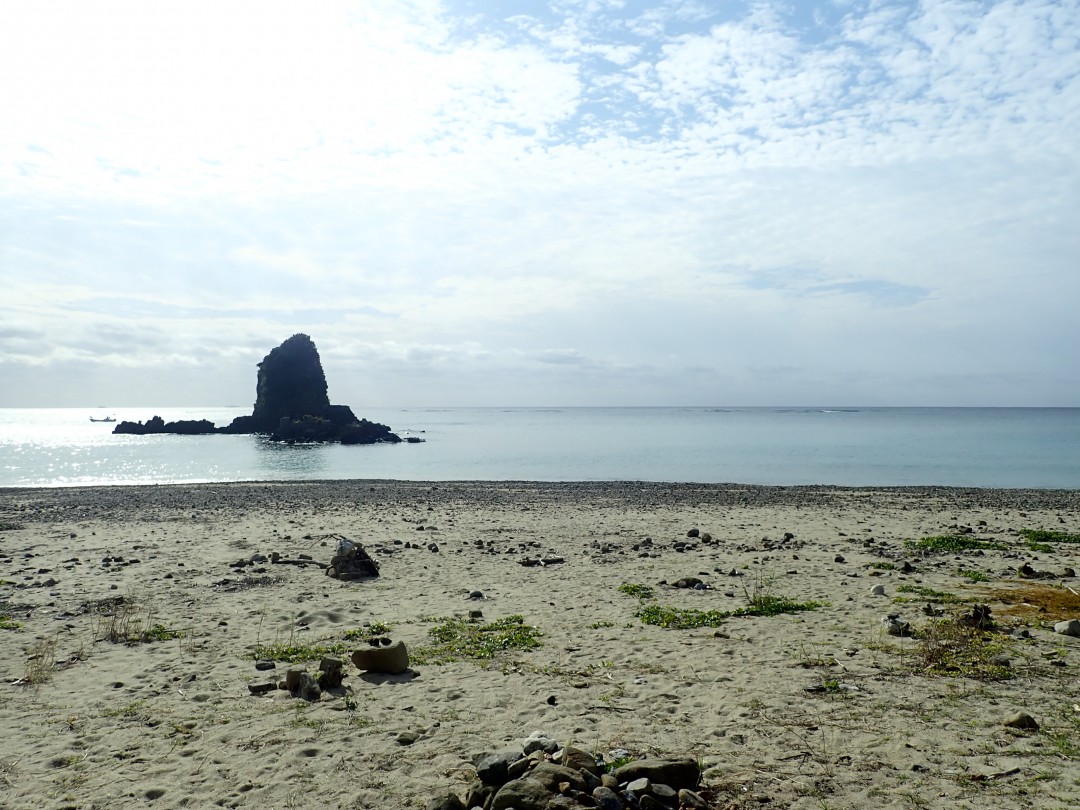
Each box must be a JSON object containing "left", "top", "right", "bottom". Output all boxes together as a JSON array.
[{"left": 2, "top": 481, "right": 1080, "bottom": 809}]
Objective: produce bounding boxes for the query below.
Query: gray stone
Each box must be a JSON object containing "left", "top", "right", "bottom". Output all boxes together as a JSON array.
[
  {"left": 507, "top": 754, "right": 536, "bottom": 781},
  {"left": 526, "top": 762, "right": 586, "bottom": 793},
  {"left": 560, "top": 746, "right": 600, "bottom": 775},
  {"left": 490, "top": 778, "right": 552, "bottom": 810},
  {"left": 426, "top": 792, "right": 465, "bottom": 810},
  {"left": 1054, "top": 619, "right": 1080, "bottom": 637},
  {"left": 522, "top": 730, "right": 559, "bottom": 755},
  {"left": 627, "top": 777, "right": 651, "bottom": 793},
  {"left": 579, "top": 768, "right": 601, "bottom": 793},
  {"left": 317, "top": 656, "right": 345, "bottom": 689},
  {"left": 870, "top": 584, "right": 886, "bottom": 596},
  {"left": 475, "top": 750, "right": 523, "bottom": 787},
  {"left": 464, "top": 783, "right": 494, "bottom": 810},
  {"left": 592, "top": 786, "right": 623, "bottom": 810},
  {"left": 246, "top": 677, "right": 277, "bottom": 695},
  {"left": 882, "top": 616, "right": 912, "bottom": 637},
  {"left": 351, "top": 640, "right": 410, "bottom": 674},
  {"left": 396, "top": 730, "right": 420, "bottom": 745},
  {"left": 678, "top": 788, "right": 709, "bottom": 809},
  {"left": 612, "top": 758, "right": 700, "bottom": 791},
  {"left": 651, "top": 782, "right": 679, "bottom": 806},
  {"left": 285, "top": 671, "right": 321, "bottom": 701},
  {"left": 1004, "top": 712, "right": 1039, "bottom": 730}
]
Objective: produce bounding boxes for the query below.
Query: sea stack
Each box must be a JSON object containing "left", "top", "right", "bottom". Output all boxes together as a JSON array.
[
  {"left": 116, "top": 334, "right": 402, "bottom": 444},
  {"left": 223, "top": 334, "right": 400, "bottom": 443}
]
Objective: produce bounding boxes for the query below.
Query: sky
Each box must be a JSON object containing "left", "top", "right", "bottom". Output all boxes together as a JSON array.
[{"left": 1, "top": 0, "right": 1078, "bottom": 408}]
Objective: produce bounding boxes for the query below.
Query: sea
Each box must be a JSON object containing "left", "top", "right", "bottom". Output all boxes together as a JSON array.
[{"left": 1, "top": 407, "right": 1079, "bottom": 490}]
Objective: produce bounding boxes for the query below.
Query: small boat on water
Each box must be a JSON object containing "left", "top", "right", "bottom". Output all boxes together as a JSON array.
[{"left": 89, "top": 416, "right": 116, "bottom": 423}]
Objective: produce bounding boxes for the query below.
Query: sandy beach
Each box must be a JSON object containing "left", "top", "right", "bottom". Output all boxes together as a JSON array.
[{"left": 2, "top": 481, "right": 1080, "bottom": 809}]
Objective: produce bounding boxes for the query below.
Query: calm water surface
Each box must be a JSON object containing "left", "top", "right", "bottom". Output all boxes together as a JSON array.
[{"left": 1, "top": 407, "right": 1078, "bottom": 488}]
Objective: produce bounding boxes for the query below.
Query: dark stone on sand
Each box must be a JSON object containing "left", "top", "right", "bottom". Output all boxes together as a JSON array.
[
  {"left": 612, "top": 758, "right": 700, "bottom": 791},
  {"left": 352, "top": 640, "right": 410, "bottom": 673},
  {"left": 1004, "top": 711, "right": 1039, "bottom": 730},
  {"left": 426, "top": 792, "right": 465, "bottom": 810},
  {"left": 491, "top": 777, "right": 556, "bottom": 810},
  {"left": 475, "top": 750, "right": 523, "bottom": 786},
  {"left": 592, "top": 786, "right": 622, "bottom": 810},
  {"left": 247, "top": 677, "right": 278, "bottom": 695}
]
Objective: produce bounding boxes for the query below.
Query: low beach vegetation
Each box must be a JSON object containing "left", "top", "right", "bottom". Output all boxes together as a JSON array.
[
  {"left": 893, "top": 585, "right": 964, "bottom": 604},
  {"left": 906, "top": 617, "right": 1014, "bottom": 681},
  {"left": 618, "top": 583, "right": 655, "bottom": 600},
  {"left": 342, "top": 621, "right": 393, "bottom": 642},
  {"left": 958, "top": 569, "right": 991, "bottom": 583},
  {"left": 904, "top": 535, "right": 1007, "bottom": 553},
  {"left": 253, "top": 639, "right": 347, "bottom": 663},
  {"left": 635, "top": 583, "right": 824, "bottom": 629},
  {"left": 636, "top": 603, "right": 729, "bottom": 629},
  {"left": 1019, "top": 528, "right": 1080, "bottom": 545},
  {"left": 95, "top": 601, "right": 185, "bottom": 644},
  {"left": 22, "top": 635, "right": 57, "bottom": 686},
  {"left": 412, "top": 615, "right": 542, "bottom": 664},
  {"left": 0, "top": 615, "right": 21, "bottom": 630}
]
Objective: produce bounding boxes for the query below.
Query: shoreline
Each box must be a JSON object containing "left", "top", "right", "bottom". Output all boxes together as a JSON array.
[
  {"left": 4, "top": 479, "right": 1080, "bottom": 525},
  {"left": 3, "top": 482, "right": 1080, "bottom": 808}
]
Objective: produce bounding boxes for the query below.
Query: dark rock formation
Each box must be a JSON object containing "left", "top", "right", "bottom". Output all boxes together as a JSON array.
[
  {"left": 248, "top": 333, "right": 332, "bottom": 432},
  {"left": 114, "top": 334, "right": 404, "bottom": 444},
  {"left": 113, "top": 417, "right": 217, "bottom": 435}
]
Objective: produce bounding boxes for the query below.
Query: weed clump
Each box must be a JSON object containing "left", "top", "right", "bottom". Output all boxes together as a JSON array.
[
  {"left": 342, "top": 621, "right": 393, "bottom": 642},
  {"left": 894, "top": 585, "right": 964, "bottom": 604},
  {"left": 618, "top": 583, "right": 655, "bottom": 600},
  {"left": 413, "top": 615, "right": 542, "bottom": 664},
  {"left": 253, "top": 640, "right": 347, "bottom": 663},
  {"left": 636, "top": 586, "right": 823, "bottom": 629},
  {"left": 910, "top": 616, "right": 1013, "bottom": 681},
  {"left": 1019, "top": 528, "right": 1080, "bottom": 545},
  {"left": 637, "top": 603, "right": 729, "bottom": 629}
]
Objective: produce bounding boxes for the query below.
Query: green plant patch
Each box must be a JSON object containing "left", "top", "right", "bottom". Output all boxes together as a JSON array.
[
  {"left": 342, "top": 621, "right": 393, "bottom": 641},
  {"left": 618, "top": 583, "right": 655, "bottom": 600},
  {"left": 893, "top": 585, "right": 964, "bottom": 604},
  {"left": 957, "top": 569, "right": 990, "bottom": 583},
  {"left": 637, "top": 603, "right": 729, "bottom": 629},
  {"left": 1025, "top": 540, "right": 1054, "bottom": 553},
  {"left": 413, "top": 615, "right": 542, "bottom": 664},
  {"left": 738, "top": 594, "right": 824, "bottom": 617},
  {"left": 0, "top": 616, "right": 21, "bottom": 630},
  {"left": 604, "top": 753, "right": 636, "bottom": 773},
  {"left": 253, "top": 640, "right": 347, "bottom": 663},
  {"left": 142, "top": 624, "right": 184, "bottom": 642},
  {"left": 910, "top": 618, "right": 1013, "bottom": 681},
  {"left": 1020, "top": 528, "right": 1080, "bottom": 545},
  {"left": 904, "top": 535, "right": 1007, "bottom": 553},
  {"left": 870, "top": 562, "right": 896, "bottom": 570},
  {"left": 637, "top": 593, "right": 823, "bottom": 629}
]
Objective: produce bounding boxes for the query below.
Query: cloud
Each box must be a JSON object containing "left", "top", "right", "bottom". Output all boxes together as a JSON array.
[{"left": 1, "top": 0, "right": 1078, "bottom": 406}]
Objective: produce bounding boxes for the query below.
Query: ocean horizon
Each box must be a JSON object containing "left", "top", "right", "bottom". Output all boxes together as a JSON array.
[{"left": 2, "top": 406, "right": 1079, "bottom": 490}]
